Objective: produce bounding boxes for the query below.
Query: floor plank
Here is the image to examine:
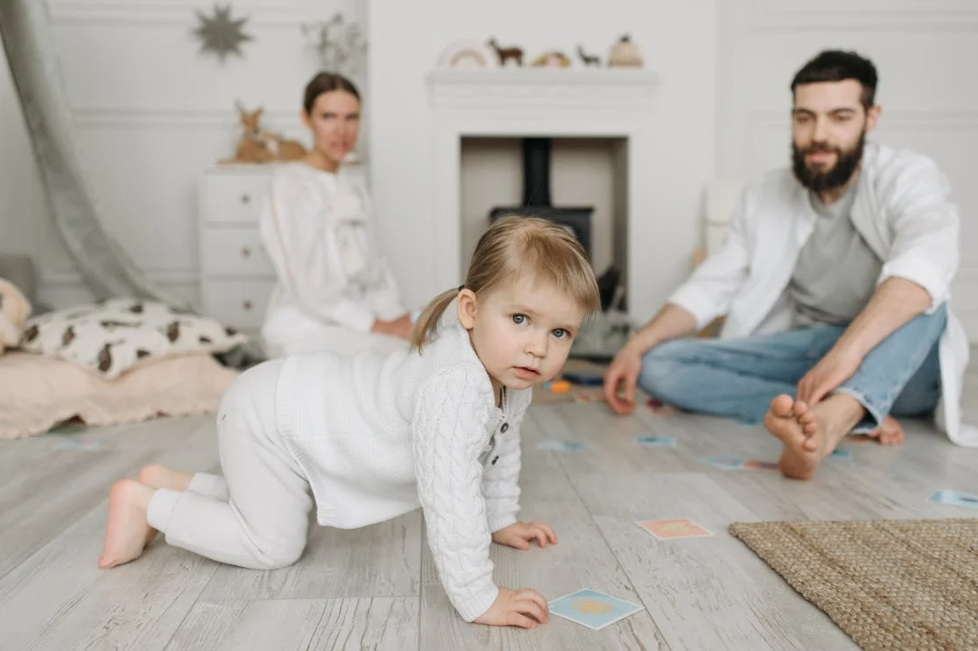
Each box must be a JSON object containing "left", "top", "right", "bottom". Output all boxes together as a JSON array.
[
  {"left": 534, "top": 405, "right": 858, "bottom": 651},
  {"left": 418, "top": 426, "right": 671, "bottom": 650},
  {"left": 164, "top": 598, "right": 418, "bottom": 651},
  {"left": 0, "top": 499, "right": 218, "bottom": 651},
  {"left": 199, "top": 512, "right": 422, "bottom": 601},
  {"left": 1, "top": 360, "right": 977, "bottom": 650}
]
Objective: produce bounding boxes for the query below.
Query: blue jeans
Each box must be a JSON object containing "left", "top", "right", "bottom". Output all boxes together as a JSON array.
[{"left": 638, "top": 306, "right": 946, "bottom": 431}]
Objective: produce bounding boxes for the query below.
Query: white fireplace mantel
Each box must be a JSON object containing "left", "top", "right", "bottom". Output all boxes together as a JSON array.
[{"left": 427, "top": 68, "right": 662, "bottom": 320}]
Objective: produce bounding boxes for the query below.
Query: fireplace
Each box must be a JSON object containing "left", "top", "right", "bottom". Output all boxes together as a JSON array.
[
  {"left": 488, "top": 137, "right": 593, "bottom": 258},
  {"left": 427, "top": 67, "right": 660, "bottom": 320}
]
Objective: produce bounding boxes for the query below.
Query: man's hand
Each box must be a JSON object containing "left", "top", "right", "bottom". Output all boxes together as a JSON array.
[
  {"left": 601, "top": 304, "right": 696, "bottom": 414},
  {"left": 603, "top": 344, "right": 645, "bottom": 414},
  {"left": 795, "top": 278, "right": 932, "bottom": 405},
  {"left": 371, "top": 313, "right": 412, "bottom": 339},
  {"left": 474, "top": 587, "right": 549, "bottom": 629},
  {"left": 492, "top": 521, "right": 557, "bottom": 550},
  {"left": 796, "top": 347, "right": 863, "bottom": 405}
]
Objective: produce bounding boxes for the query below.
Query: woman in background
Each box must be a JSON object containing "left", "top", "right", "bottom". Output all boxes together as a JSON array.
[{"left": 260, "top": 72, "right": 411, "bottom": 358}]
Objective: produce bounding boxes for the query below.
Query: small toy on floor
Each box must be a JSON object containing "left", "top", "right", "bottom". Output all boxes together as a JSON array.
[{"left": 544, "top": 380, "right": 571, "bottom": 393}]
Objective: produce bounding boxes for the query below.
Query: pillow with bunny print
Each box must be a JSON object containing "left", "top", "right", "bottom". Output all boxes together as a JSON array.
[{"left": 18, "top": 299, "right": 247, "bottom": 379}]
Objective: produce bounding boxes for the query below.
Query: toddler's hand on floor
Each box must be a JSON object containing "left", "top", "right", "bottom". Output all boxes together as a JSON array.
[
  {"left": 492, "top": 520, "right": 558, "bottom": 550},
  {"left": 474, "top": 586, "right": 549, "bottom": 629}
]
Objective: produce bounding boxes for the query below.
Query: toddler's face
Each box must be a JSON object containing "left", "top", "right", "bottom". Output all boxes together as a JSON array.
[{"left": 458, "top": 277, "right": 586, "bottom": 394}]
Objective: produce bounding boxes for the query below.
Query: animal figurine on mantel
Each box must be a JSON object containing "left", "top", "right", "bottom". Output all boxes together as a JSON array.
[
  {"left": 487, "top": 38, "right": 523, "bottom": 66},
  {"left": 221, "top": 101, "right": 307, "bottom": 165},
  {"left": 577, "top": 45, "right": 601, "bottom": 67}
]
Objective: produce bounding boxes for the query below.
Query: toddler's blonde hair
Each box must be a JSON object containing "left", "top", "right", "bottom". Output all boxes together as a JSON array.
[{"left": 411, "top": 216, "right": 601, "bottom": 351}]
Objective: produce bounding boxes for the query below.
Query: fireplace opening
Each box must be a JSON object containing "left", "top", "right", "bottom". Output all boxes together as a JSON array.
[
  {"left": 488, "top": 137, "right": 594, "bottom": 259},
  {"left": 461, "top": 136, "right": 628, "bottom": 313}
]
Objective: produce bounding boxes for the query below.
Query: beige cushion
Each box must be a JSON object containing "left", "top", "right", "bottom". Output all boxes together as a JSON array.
[
  {"left": 0, "top": 351, "right": 238, "bottom": 439},
  {"left": 18, "top": 298, "right": 247, "bottom": 379},
  {"left": 704, "top": 178, "right": 745, "bottom": 255},
  {"left": 0, "top": 277, "right": 32, "bottom": 354}
]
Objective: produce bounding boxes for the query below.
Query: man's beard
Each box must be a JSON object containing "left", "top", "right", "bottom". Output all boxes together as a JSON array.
[{"left": 792, "top": 131, "right": 865, "bottom": 192}]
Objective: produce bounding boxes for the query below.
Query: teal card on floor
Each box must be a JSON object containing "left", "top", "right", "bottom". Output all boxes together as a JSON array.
[
  {"left": 548, "top": 588, "right": 643, "bottom": 630},
  {"left": 635, "top": 436, "right": 676, "bottom": 447},
  {"left": 930, "top": 490, "right": 978, "bottom": 510}
]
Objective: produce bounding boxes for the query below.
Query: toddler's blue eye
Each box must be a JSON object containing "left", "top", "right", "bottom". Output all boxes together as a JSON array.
[
  {"left": 511, "top": 314, "right": 526, "bottom": 325},
  {"left": 552, "top": 328, "right": 568, "bottom": 339}
]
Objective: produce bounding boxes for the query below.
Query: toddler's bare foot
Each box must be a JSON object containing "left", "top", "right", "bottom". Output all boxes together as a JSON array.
[
  {"left": 866, "top": 415, "right": 904, "bottom": 446},
  {"left": 98, "top": 479, "right": 155, "bottom": 569},
  {"left": 137, "top": 465, "right": 192, "bottom": 547}
]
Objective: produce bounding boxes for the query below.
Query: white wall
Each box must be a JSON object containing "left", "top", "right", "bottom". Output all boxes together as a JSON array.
[
  {"left": 369, "top": 0, "right": 718, "bottom": 318},
  {"left": 4, "top": 0, "right": 975, "bottom": 338},
  {"left": 717, "top": 0, "right": 978, "bottom": 338},
  {"left": 0, "top": 0, "right": 364, "bottom": 308}
]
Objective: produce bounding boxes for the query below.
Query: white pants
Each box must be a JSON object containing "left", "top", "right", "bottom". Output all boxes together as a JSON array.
[{"left": 146, "top": 359, "right": 313, "bottom": 569}]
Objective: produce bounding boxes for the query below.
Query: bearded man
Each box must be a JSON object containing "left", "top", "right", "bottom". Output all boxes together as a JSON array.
[{"left": 603, "top": 49, "right": 975, "bottom": 478}]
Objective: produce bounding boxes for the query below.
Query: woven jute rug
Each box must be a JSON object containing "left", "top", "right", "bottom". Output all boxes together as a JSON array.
[{"left": 729, "top": 519, "right": 978, "bottom": 651}]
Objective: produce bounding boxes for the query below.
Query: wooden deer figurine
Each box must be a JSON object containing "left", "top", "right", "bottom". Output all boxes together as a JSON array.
[
  {"left": 222, "top": 101, "right": 307, "bottom": 164},
  {"left": 487, "top": 38, "right": 524, "bottom": 66},
  {"left": 577, "top": 45, "right": 601, "bottom": 67}
]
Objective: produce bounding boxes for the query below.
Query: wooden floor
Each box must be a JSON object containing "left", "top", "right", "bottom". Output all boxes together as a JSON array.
[{"left": 3, "top": 368, "right": 978, "bottom": 651}]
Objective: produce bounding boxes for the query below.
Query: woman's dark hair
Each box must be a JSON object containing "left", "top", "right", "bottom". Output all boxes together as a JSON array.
[{"left": 303, "top": 72, "right": 360, "bottom": 114}]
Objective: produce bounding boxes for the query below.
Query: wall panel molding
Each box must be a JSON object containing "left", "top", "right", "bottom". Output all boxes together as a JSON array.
[
  {"left": 748, "top": 0, "right": 978, "bottom": 31},
  {"left": 48, "top": 1, "right": 303, "bottom": 27}
]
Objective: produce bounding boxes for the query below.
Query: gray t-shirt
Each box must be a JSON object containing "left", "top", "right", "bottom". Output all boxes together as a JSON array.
[{"left": 790, "top": 181, "right": 882, "bottom": 326}]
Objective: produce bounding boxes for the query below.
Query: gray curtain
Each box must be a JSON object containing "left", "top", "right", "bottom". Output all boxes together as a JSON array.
[{"left": 0, "top": 0, "right": 187, "bottom": 307}]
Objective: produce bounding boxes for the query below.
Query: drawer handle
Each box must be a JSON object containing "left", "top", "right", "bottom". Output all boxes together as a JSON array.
[
  {"left": 241, "top": 193, "right": 251, "bottom": 205},
  {"left": 241, "top": 247, "right": 251, "bottom": 258},
  {"left": 243, "top": 300, "right": 253, "bottom": 311}
]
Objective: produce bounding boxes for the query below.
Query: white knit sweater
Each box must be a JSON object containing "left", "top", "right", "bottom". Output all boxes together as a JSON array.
[{"left": 275, "top": 304, "right": 531, "bottom": 622}]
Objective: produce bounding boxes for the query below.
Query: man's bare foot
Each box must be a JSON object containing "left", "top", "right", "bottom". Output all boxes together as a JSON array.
[
  {"left": 764, "top": 395, "right": 820, "bottom": 479},
  {"left": 866, "top": 415, "right": 905, "bottom": 446},
  {"left": 764, "top": 394, "right": 865, "bottom": 480},
  {"left": 98, "top": 479, "right": 156, "bottom": 569},
  {"left": 136, "top": 465, "right": 192, "bottom": 547}
]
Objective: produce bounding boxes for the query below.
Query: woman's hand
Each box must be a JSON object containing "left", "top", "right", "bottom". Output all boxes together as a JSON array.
[
  {"left": 371, "top": 313, "right": 412, "bottom": 339},
  {"left": 492, "top": 521, "right": 558, "bottom": 550},
  {"left": 474, "top": 587, "right": 549, "bottom": 629}
]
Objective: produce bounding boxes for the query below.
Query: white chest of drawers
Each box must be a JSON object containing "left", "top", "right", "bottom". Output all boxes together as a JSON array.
[
  {"left": 197, "top": 165, "right": 279, "bottom": 333},
  {"left": 197, "top": 162, "right": 370, "bottom": 334}
]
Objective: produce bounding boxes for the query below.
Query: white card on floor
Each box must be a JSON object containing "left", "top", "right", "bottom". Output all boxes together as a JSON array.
[
  {"left": 929, "top": 489, "right": 978, "bottom": 510},
  {"left": 699, "top": 455, "right": 744, "bottom": 470},
  {"left": 548, "top": 588, "right": 644, "bottom": 630},
  {"left": 56, "top": 438, "right": 101, "bottom": 451},
  {"left": 537, "top": 440, "right": 584, "bottom": 452},
  {"left": 635, "top": 435, "right": 676, "bottom": 447}
]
